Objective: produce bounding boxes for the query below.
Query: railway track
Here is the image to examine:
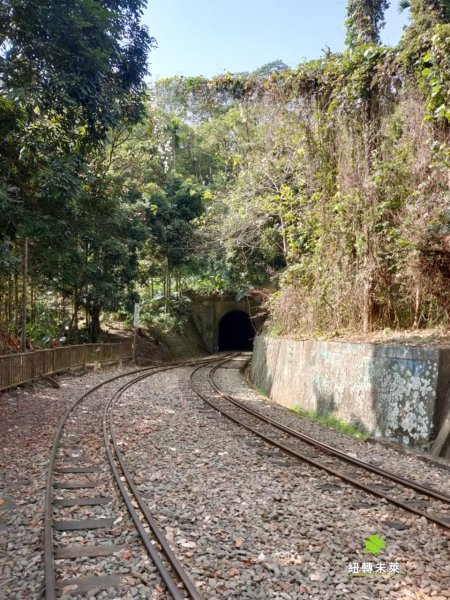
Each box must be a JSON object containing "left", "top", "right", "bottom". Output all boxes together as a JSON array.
[
  {"left": 44, "top": 358, "right": 219, "bottom": 600},
  {"left": 189, "top": 355, "right": 450, "bottom": 532},
  {"left": 44, "top": 352, "right": 449, "bottom": 597}
]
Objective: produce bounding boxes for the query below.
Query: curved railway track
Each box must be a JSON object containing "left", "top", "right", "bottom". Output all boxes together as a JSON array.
[
  {"left": 189, "top": 355, "right": 450, "bottom": 532},
  {"left": 44, "top": 358, "right": 219, "bottom": 599},
  {"left": 44, "top": 352, "right": 449, "bottom": 597}
]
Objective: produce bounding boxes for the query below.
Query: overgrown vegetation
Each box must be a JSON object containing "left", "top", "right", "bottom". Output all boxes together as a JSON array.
[
  {"left": 1, "top": 1, "right": 450, "bottom": 349},
  {"left": 145, "top": 0, "right": 450, "bottom": 337}
]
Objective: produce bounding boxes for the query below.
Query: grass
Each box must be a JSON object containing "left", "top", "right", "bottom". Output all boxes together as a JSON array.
[
  {"left": 289, "top": 405, "right": 370, "bottom": 440},
  {"left": 248, "top": 377, "right": 370, "bottom": 441}
]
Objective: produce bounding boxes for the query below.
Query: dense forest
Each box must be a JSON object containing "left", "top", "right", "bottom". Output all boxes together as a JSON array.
[{"left": 1, "top": 0, "right": 450, "bottom": 348}]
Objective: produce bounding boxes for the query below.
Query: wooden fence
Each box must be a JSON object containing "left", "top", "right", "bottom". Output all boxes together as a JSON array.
[{"left": 0, "top": 342, "right": 133, "bottom": 392}]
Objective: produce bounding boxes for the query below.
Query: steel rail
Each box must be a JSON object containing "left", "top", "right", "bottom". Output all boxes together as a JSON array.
[
  {"left": 45, "top": 365, "right": 158, "bottom": 599},
  {"left": 45, "top": 355, "right": 218, "bottom": 599},
  {"left": 208, "top": 360, "right": 450, "bottom": 505},
  {"left": 102, "top": 369, "right": 186, "bottom": 599},
  {"left": 189, "top": 357, "right": 450, "bottom": 531},
  {"left": 105, "top": 370, "right": 204, "bottom": 600}
]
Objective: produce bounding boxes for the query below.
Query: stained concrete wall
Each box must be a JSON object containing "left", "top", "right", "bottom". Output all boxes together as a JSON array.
[{"left": 251, "top": 335, "right": 450, "bottom": 447}]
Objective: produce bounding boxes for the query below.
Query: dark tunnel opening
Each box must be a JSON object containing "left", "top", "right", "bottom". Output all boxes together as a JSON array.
[{"left": 218, "top": 310, "right": 254, "bottom": 351}]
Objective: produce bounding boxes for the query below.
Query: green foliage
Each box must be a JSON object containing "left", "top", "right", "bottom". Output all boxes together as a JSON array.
[
  {"left": 419, "top": 25, "right": 450, "bottom": 121},
  {"left": 251, "top": 60, "right": 290, "bottom": 77},
  {"left": 138, "top": 291, "right": 191, "bottom": 333},
  {"left": 345, "top": 0, "right": 390, "bottom": 47},
  {"left": 0, "top": 0, "right": 153, "bottom": 342},
  {"left": 144, "top": 175, "right": 204, "bottom": 266},
  {"left": 399, "top": 1, "right": 450, "bottom": 123},
  {"left": 26, "top": 297, "right": 65, "bottom": 348},
  {"left": 289, "top": 405, "right": 370, "bottom": 440},
  {"left": 141, "top": 0, "right": 450, "bottom": 337},
  {"left": 0, "top": 0, "right": 154, "bottom": 141}
]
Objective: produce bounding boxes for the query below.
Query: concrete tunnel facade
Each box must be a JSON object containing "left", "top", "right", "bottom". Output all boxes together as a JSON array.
[{"left": 191, "top": 293, "right": 264, "bottom": 353}]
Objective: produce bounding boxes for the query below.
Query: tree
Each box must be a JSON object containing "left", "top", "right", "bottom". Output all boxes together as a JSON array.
[
  {"left": 0, "top": 0, "right": 153, "bottom": 141},
  {"left": 399, "top": 1, "right": 450, "bottom": 23},
  {"left": 28, "top": 154, "right": 148, "bottom": 342},
  {"left": 345, "top": 0, "right": 390, "bottom": 47},
  {"left": 0, "top": 0, "right": 154, "bottom": 246},
  {"left": 0, "top": 0, "right": 153, "bottom": 343},
  {"left": 252, "top": 60, "right": 289, "bottom": 77}
]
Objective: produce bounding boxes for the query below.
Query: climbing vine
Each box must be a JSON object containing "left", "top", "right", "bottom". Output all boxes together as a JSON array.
[{"left": 146, "top": 0, "right": 450, "bottom": 335}]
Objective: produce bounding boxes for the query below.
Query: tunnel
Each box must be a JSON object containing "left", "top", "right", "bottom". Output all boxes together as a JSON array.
[{"left": 218, "top": 310, "right": 254, "bottom": 351}]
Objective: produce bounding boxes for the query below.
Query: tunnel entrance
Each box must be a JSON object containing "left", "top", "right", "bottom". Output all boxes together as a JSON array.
[{"left": 218, "top": 310, "right": 254, "bottom": 351}]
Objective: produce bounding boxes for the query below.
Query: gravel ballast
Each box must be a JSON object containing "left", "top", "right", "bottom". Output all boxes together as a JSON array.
[
  {"left": 0, "top": 366, "right": 168, "bottom": 600},
  {"left": 1, "top": 358, "right": 449, "bottom": 599},
  {"left": 114, "top": 360, "right": 450, "bottom": 599}
]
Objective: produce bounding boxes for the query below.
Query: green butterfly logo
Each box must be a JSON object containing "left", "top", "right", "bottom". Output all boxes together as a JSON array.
[{"left": 363, "top": 534, "right": 385, "bottom": 555}]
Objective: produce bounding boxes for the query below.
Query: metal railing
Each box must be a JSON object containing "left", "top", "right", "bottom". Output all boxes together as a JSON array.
[{"left": 0, "top": 342, "right": 133, "bottom": 392}]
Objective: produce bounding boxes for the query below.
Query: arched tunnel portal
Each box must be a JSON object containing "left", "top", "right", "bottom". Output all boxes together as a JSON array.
[{"left": 218, "top": 310, "right": 254, "bottom": 351}]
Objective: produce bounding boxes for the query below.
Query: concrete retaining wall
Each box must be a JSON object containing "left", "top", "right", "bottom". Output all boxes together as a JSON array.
[{"left": 251, "top": 336, "right": 450, "bottom": 447}]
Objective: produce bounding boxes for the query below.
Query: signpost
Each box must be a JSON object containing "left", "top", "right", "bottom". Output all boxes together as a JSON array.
[{"left": 132, "top": 303, "right": 140, "bottom": 363}]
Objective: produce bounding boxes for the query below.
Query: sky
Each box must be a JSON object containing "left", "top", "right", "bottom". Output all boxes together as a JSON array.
[{"left": 142, "top": 0, "right": 410, "bottom": 81}]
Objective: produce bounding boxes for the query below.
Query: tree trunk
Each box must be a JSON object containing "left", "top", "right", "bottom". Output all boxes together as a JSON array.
[
  {"left": 90, "top": 304, "right": 101, "bottom": 343},
  {"left": 0, "top": 281, "right": 5, "bottom": 325},
  {"left": 279, "top": 212, "right": 288, "bottom": 260},
  {"left": 167, "top": 264, "right": 171, "bottom": 302},
  {"left": 14, "top": 269, "right": 19, "bottom": 336},
  {"left": 68, "top": 291, "right": 79, "bottom": 344},
  {"left": 21, "top": 237, "right": 28, "bottom": 352},
  {"left": 361, "top": 106, "right": 377, "bottom": 334},
  {"left": 163, "top": 276, "right": 167, "bottom": 314},
  {"left": 164, "top": 258, "right": 170, "bottom": 314},
  {"left": 413, "top": 286, "right": 422, "bottom": 329},
  {"left": 8, "top": 277, "right": 13, "bottom": 324},
  {"left": 362, "top": 273, "right": 374, "bottom": 334},
  {"left": 30, "top": 281, "right": 35, "bottom": 326}
]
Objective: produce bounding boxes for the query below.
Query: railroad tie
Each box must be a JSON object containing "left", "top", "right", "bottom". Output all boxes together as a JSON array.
[
  {"left": 54, "top": 496, "right": 111, "bottom": 507},
  {"left": 55, "top": 467, "right": 99, "bottom": 474},
  {"left": 54, "top": 544, "right": 127, "bottom": 559},
  {"left": 54, "top": 480, "right": 98, "bottom": 489},
  {"left": 53, "top": 518, "right": 115, "bottom": 531}
]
